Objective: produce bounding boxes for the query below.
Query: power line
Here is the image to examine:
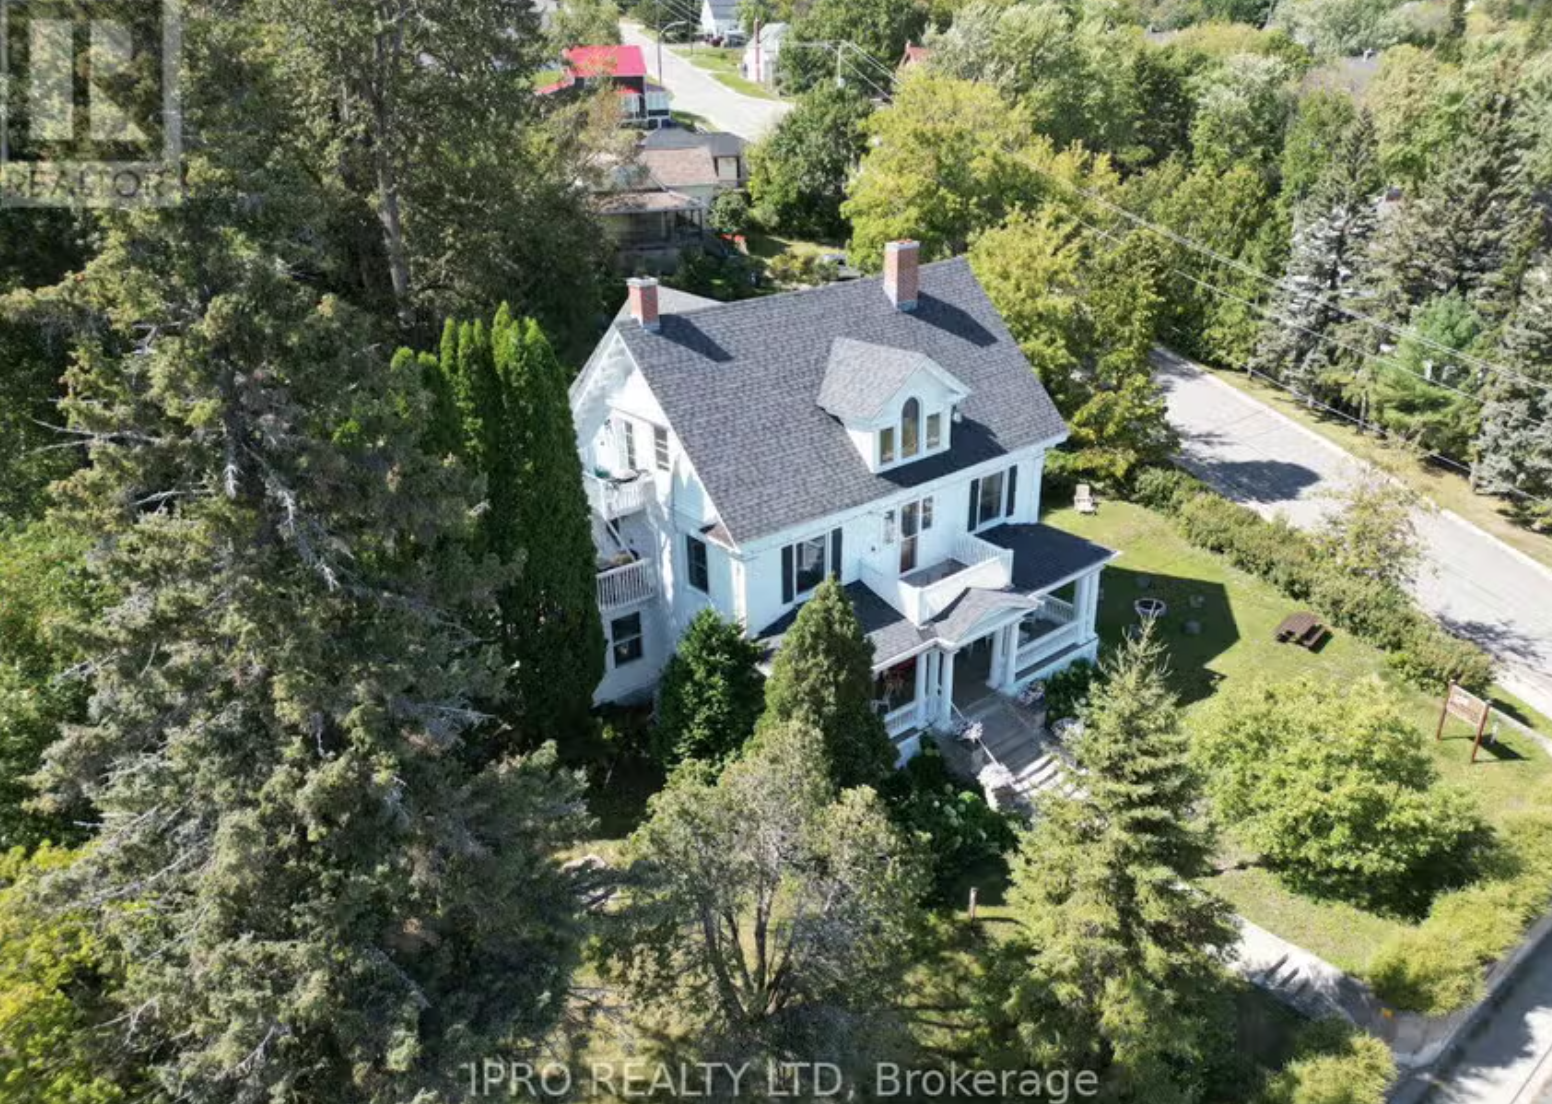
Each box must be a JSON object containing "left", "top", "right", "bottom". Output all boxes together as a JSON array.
[
  {"left": 1014, "top": 154, "right": 1552, "bottom": 402},
  {"left": 1055, "top": 204, "right": 1552, "bottom": 509}
]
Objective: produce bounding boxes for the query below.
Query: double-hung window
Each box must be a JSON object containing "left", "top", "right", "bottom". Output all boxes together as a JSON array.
[
  {"left": 621, "top": 420, "right": 638, "bottom": 471},
  {"left": 610, "top": 612, "right": 644, "bottom": 667},
  {"left": 967, "top": 465, "right": 1019, "bottom": 531},
  {"left": 781, "top": 527, "right": 843, "bottom": 605},
  {"left": 686, "top": 535, "right": 709, "bottom": 593},
  {"left": 653, "top": 425, "right": 670, "bottom": 472}
]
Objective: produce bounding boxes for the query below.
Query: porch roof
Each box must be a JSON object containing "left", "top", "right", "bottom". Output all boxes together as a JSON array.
[
  {"left": 754, "top": 524, "right": 1116, "bottom": 670},
  {"left": 980, "top": 523, "right": 1119, "bottom": 592}
]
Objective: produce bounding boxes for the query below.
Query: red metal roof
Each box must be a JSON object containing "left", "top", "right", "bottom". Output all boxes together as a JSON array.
[{"left": 562, "top": 45, "right": 648, "bottom": 80}]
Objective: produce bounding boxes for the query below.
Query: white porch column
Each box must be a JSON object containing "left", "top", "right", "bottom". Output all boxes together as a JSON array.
[
  {"left": 1002, "top": 622, "right": 1021, "bottom": 686},
  {"left": 989, "top": 627, "right": 1006, "bottom": 689},
  {"left": 1076, "top": 572, "right": 1099, "bottom": 641},
  {"left": 938, "top": 650, "right": 957, "bottom": 726},
  {"left": 913, "top": 652, "right": 930, "bottom": 730}
]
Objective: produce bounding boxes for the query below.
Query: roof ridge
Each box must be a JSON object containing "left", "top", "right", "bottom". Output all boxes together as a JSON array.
[{"left": 613, "top": 255, "right": 971, "bottom": 332}]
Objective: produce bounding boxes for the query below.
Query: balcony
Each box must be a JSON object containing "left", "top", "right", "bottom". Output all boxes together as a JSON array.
[
  {"left": 597, "top": 557, "right": 657, "bottom": 611},
  {"left": 585, "top": 472, "right": 650, "bottom": 521},
  {"left": 861, "top": 533, "right": 1014, "bottom": 627}
]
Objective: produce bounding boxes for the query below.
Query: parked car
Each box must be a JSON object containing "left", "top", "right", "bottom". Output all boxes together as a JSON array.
[{"left": 820, "top": 251, "right": 862, "bottom": 280}]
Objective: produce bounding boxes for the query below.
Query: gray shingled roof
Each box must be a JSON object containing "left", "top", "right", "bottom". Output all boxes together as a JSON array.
[
  {"left": 614, "top": 258, "right": 1069, "bottom": 545},
  {"left": 982, "top": 524, "right": 1120, "bottom": 592},
  {"left": 817, "top": 338, "right": 965, "bottom": 422},
  {"left": 755, "top": 523, "right": 1112, "bottom": 666}
]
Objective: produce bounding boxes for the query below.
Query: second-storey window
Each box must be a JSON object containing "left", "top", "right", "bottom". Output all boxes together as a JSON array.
[
  {"left": 686, "top": 535, "right": 709, "bottom": 593},
  {"left": 901, "top": 397, "right": 921, "bottom": 459},
  {"left": 879, "top": 426, "right": 896, "bottom": 466},
  {"left": 781, "top": 527, "right": 843, "bottom": 604},
  {"left": 968, "top": 465, "right": 1019, "bottom": 531},
  {"left": 653, "top": 425, "right": 670, "bottom": 472},
  {"left": 926, "top": 412, "right": 943, "bottom": 450},
  {"left": 621, "top": 420, "right": 638, "bottom": 471}
]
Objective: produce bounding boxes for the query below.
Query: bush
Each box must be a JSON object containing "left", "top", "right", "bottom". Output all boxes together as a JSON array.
[
  {"left": 1258, "top": 1017, "right": 1396, "bottom": 1104},
  {"left": 1368, "top": 810, "right": 1552, "bottom": 1013},
  {"left": 709, "top": 189, "right": 751, "bottom": 235},
  {"left": 653, "top": 609, "right": 765, "bottom": 768},
  {"left": 1042, "top": 658, "right": 1099, "bottom": 721},
  {"left": 765, "top": 250, "right": 839, "bottom": 288},
  {"left": 880, "top": 743, "right": 1018, "bottom": 902},
  {"left": 1194, "top": 677, "right": 1489, "bottom": 914},
  {"left": 1133, "top": 465, "right": 1494, "bottom": 694}
]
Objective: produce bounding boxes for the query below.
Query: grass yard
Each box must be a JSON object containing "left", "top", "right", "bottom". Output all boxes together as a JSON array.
[
  {"left": 1045, "top": 499, "right": 1552, "bottom": 974},
  {"left": 1204, "top": 365, "right": 1552, "bottom": 572},
  {"left": 669, "top": 44, "right": 784, "bottom": 99}
]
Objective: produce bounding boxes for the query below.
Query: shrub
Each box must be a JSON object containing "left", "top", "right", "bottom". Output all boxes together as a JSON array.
[
  {"left": 1258, "top": 1017, "right": 1396, "bottom": 1104},
  {"left": 1042, "top": 658, "right": 1099, "bottom": 721},
  {"left": 1132, "top": 465, "right": 1209, "bottom": 513},
  {"left": 653, "top": 609, "right": 765, "bottom": 768},
  {"left": 1194, "top": 677, "right": 1489, "bottom": 914},
  {"left": 709, "top": 189, "right": 751, "bottom": 235},
  {"left": 1368, "top": 810, "right": 1552, "bottom": 1013},
  {"left": 1133, "top": 465, "right": 1494, "bottom": 693},
  {"left": 765, "top": 250, "right": 839, "bottom": 288},
  {"left": 879, "top": 742, "right": 1017, "bottom": 902}
]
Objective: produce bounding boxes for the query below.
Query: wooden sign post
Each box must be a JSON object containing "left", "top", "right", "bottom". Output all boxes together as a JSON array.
[{"left": 1436, "top": 683, "right": 1492, "bottom": 763}]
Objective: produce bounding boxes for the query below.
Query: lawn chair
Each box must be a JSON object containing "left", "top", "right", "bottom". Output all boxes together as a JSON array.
[{"left": 1075, "top": 484, "right": 1097, "bottom": 515}]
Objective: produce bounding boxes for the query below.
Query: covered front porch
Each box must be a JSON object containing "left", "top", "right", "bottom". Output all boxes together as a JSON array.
[{"left": 872, "top": 567, "right": 1104, "bottom": 760}]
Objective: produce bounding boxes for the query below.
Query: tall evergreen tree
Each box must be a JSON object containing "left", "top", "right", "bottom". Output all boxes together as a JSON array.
[
  {"left": 1252, "top": 111, "right": 1381, "bottom": 404},
  {"left": 986, "top": 628, "right": 1235, "bottom": 1102},
  {"left": 31, "top": 203, "right": 588, "bottom": 1100},
  {"left": 1476, "top": 264, "right": 1552, "bottom": 526},
  {"left": 761, "top": 577, "right": 895, "bottom": 790},
  {"left": 1363, "top": 75, "right": 1536, "bottom": 327},
  {"left": 429, "top": 308, "right": 605, "bottom": 750},
  {"left": 653, "top": 609, "right": 766, "bottom": 768}
]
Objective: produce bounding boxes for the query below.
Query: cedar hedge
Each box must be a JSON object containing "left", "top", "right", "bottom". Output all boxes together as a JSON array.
[{"left": 1130, "top": 467, "right": 1494, "bottom": 694}]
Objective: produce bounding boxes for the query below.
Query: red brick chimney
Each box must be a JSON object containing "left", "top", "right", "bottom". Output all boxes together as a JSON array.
[
  {"left": 883, "top": 240, "right": 920, "bottom": 312},
  {"left": 627, "top": 277, "right": 660, "bottom": 332}
]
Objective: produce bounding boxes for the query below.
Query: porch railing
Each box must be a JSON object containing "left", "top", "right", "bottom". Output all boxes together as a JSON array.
[
  {"left": 585, "top": 473, "right": 650, "bottom": 520},
  {"left": 1039, "top": 595, "right": 1077, "bottom": 624},
  {"left": 883, "top": 702, "right": 918, "bottom": 738},
  {"left": 597, "top": 558, "right": 656, "bottom": 611},
  {"left": 864, "top": 533, "right": 1015, "bottom": 627}
]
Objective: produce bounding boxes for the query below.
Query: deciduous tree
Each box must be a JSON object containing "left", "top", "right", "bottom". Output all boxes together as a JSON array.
[
  {"left": 603, "top": 721, "right": 926, "bottom": 1070},
  {"left": 1194, "top": 677, "right": 1485, "bottom": 913},
  {"left": 747, "top": 86, "right": 873, "bottom": 240}
]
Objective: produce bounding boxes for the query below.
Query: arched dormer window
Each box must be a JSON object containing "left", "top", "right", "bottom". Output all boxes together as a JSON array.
[{"left": 901, "top": 397, "right": 921, "bottom": 460}]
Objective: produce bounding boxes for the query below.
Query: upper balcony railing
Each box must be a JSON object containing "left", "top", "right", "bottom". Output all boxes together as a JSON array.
[
  {"left": 861, "top": 533, "right": 1014, "bottom": 627},
  {"left": 585, "top": 472, "right": 650, "bottom": 521},
  {"left": 597, "top": 557, "right": 656, "bottom": 611}
]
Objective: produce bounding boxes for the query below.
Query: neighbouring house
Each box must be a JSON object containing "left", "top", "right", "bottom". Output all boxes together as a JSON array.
[
  {"left": 570, "top": 241, "right": 1117, "bottom": 765},
  {"left": 699, "top": 0, "right": 741, "bottom": 39},
  {"left": 900, "top": 42, "right": 931, "bottom": 68},
  {"left": 536, "top": 45, "right": 672, "bottom": 128},
  {"left": 591, "top": 129, "right": 747, "bottom": 269},
  {"left": 741, "top": 22, "right": 787, "bottom": 86}
]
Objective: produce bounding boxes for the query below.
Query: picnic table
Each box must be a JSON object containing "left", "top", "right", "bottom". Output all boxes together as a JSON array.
[{"left": 1274, "top": 611, "right": 1328, "bottom": 649}]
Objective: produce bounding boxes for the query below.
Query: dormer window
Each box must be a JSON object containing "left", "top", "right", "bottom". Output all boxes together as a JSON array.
[
  {"left": 901, "top": 397, "right": 921, "bottom": 459},
  {"left": 818, "top": 338, "right": 972, "bottom": 474}
]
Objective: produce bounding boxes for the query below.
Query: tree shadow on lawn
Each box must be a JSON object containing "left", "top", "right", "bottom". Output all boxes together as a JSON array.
[{"left": 1096, "top": 566, "right": 1237, "bottom": 707}]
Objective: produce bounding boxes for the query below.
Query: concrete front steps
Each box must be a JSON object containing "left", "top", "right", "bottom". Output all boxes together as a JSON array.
[{"left": 961, "top": 697, "right": 1080, "bottom": 815}]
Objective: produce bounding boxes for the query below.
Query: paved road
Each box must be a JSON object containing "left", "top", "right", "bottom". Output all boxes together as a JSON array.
[
  {"left": 1396, "top": 933, "right": 1552, "bottom": 1104},
  {"left": 620, "top": 23, "right": 791, "bottom": 140},
  {"left": 1155, "top": 348, "right": 1552, "bottom": 724}
]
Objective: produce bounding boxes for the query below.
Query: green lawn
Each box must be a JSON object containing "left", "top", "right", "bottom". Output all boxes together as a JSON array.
[
  {"left": 1046, "top": 499, "right": 1552, "bottom": 972},
  {"left": 669, "top": 44, "right": 784, "bottom": 100},
  {"left": 1205, "top": 365, "right": 1552, "bottom": 572}
]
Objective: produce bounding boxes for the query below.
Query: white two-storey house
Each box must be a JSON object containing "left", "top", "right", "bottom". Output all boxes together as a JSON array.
[{"left": 569, "top": 240, "right": 1118, "bottom": 763}]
